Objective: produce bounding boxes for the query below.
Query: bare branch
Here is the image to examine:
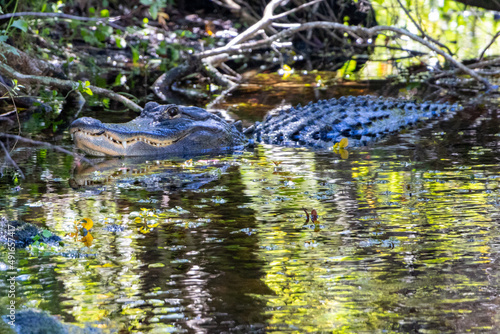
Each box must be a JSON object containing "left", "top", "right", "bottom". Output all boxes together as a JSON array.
[
  {"left": 0, "top": 141, "right": 25, "bottom": 179},
  {"left": 225, "top": 0, "right": 288, "bottom": 48},
  {"left": 479, "top": 31, "right": 500, "bottom": 60},
  {"left": 432, "top": 57, "right": 500, "bottom": 79},
  {"left": 272, "top": 0, "right": 324, "bottom": 20},
  {"left": 395, "top": 0, "right": 453, "bottom": 55},
  {"left": 197, "top": 21, "right": 492, "bottom": 90}
]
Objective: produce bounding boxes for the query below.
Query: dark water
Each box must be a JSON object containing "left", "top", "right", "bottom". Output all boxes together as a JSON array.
[{"left": 1, "top": 98, "right": 500, "bottom": 333}]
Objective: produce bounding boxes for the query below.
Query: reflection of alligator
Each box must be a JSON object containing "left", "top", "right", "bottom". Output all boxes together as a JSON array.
[
  {"left": 70, "top": 96, "right": 460, "bottom": 156},
  {"left": 70, "top": 157, "right": 232, "bottom": 192}
]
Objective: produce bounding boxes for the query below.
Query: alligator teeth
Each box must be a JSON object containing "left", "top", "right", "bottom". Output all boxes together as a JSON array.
[{"left": 122, "top": 141, "right": 127, "bottom": 149}]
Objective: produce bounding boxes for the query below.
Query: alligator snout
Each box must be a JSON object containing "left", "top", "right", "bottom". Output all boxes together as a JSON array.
[{"left": 70, "top": 117, "right": 105, "bottom": 134}]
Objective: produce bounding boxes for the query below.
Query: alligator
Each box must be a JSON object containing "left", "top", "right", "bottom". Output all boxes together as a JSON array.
[{"left": 70, "top": 95, "right": 460, "bottom": 156}]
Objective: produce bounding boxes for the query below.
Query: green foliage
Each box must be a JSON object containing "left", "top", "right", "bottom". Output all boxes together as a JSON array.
[
  {"left": 79, "top": 23, "right": 114, "bottom": 47},
  {"left": 29, "top": 229, "right": 63, "bottom": 255},
  {"left": 337, "top": 59, "right": 357, "bottom": 80},
  {"left": 115, "top": 36, "right": 126, "bottom": 48},
  {"left": 11, "top": 20, "right": 28, "bottom": 32},
  {"left": 95, "top": 24, "right": 113, "bottom": 42},
  {"left": 140, "top": 0, "right": 168, "bottom": 20},
  {"left": 100, "top": 9, "right": 110, "bottom": 18},
  {"left": 76, "top": 80, "right": 93, "bottom": 96},
  {"left": 131, "top": 45, "right": 139, "bottom": 64}
]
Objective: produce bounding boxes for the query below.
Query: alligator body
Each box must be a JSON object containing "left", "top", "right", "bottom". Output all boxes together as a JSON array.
[{"left": 70, "top": 96, "right": 460, "bottom": 156}]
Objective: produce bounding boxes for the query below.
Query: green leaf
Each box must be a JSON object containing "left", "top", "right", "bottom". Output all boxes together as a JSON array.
[
  {"left": 0, "top": 35, "right": 7, "bottom": 42},
  {"left": 167, "top": 45, "right": 179, "bottom": 62},
  {"left": 150, "top": 5, "right": 158, "bottom": 20},
  {"left": 131, "top": 46, "right": 139, "bottom": 64},
  {"left": 140, "top": 0, "right": 153, "bottom": 5},
  {"left": 116, "top": 37, "right": 125, "bottom": 48},
  {"left": 100, "top": 9, "right": 110, "bottom": 18},
  {"left": 11, "top": 20, "right": 28, "bottom": 32},
  {"left": 102, "top": 98, "right": 110, "bottom": 108}
]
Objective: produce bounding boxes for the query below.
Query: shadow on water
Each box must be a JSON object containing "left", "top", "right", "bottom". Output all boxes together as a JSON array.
[{"left": 1, "top": 86, "right": 500, "bottom": 332}]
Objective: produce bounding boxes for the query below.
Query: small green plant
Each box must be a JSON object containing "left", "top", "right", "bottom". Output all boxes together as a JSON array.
[
  {"left": 75, "top": 80, "right": 93, "bottom": 96},
  {"left": 30, "top": 229, "right": 63, "bottom": 254},
  {"left": 0, "top": 0, "right": 28, "bottom": 42},
  {"left": 140, "top": 0, "right": 169, "bottom": 20}
]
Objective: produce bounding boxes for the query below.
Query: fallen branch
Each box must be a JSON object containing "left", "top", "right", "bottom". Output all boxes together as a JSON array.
[
  {"left": 0, "top": 12, "right": 126, "bottom": 30},
  {"left": 0, "top": 133, "right": 94, "bottom": 165},
  {"left": 0, "top": 140, "right": 24, "bottom": 179},
  {"left": 197, "top": 21, "right": 493, "bottom": 90},
  {"left": 0, "top": 63, "right": 142, "bottom": 112},
  {"left": 431, "top": 57, "right": 500, "bottom": 80},
  {"left": 155, "top": 0, "right": 494, "bottom": 96}
]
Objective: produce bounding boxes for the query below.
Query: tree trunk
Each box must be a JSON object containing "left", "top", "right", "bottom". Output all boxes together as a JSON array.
[{"left": 453, "top": 0, "right": 500, "bottom": 11}]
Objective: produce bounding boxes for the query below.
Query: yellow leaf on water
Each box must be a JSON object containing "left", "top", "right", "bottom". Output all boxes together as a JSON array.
[
  {"left": 283, "top": 64, "right": 291, "bottom": 71},
  {"left": 339, "top": 137, "right": 349, "bottom": 149},
  {"left": 139, "top": 226, "right": 151, "bottom": 234},
  {"left": 79, "top": 218, "right": 93, "bottom": 230},
  {"left": 81, "top": 232, "right": 93, "bottom": 247}
]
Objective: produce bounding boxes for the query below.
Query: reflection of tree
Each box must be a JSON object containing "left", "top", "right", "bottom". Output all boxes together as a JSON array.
[
  {"left": 239, "top": 138, "right": 500, "bottom": 332},
  {"left": 1, "top": 152, "right": 275, "bottom": 331},
  {"left": 132, "top": 162, "right": 272, "bottom": 332}
]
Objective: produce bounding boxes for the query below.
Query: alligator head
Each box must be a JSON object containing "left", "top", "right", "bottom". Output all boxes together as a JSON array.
[{"left": 70, "top": 102, "right": 247, "bottom": 156}]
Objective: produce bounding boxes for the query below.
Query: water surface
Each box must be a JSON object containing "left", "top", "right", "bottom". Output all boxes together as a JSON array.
[{"left": 1, "top": 101, "right": 500, "bottom": 333}]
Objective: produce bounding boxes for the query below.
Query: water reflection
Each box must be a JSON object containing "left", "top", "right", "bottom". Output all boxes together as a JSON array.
[{"left": 1, "top": 106, "right": 500, "bottom": 332}]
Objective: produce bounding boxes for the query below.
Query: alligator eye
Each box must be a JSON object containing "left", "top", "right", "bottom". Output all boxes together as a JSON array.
[{"left": 165, "top": 106, "right": 181, "bottom": 119}]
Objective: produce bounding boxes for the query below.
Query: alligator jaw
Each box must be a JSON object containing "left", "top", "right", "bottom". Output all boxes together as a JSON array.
[
  {"left": 70, "top": 127, "right": 189, "bottom": 156},
  {"left": 69, "top": 117, "right": 189, "bottom": 156}
]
